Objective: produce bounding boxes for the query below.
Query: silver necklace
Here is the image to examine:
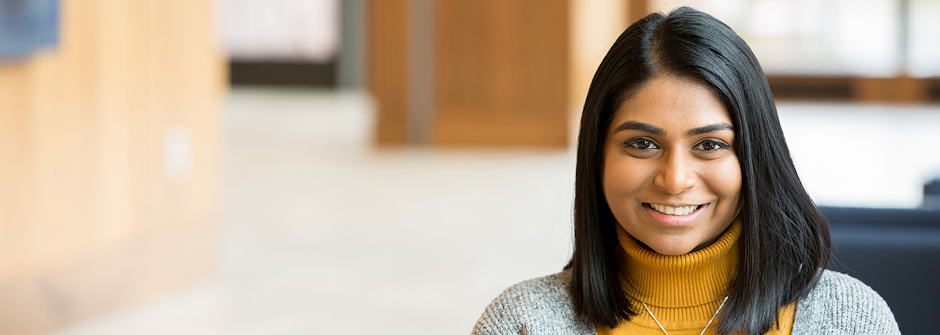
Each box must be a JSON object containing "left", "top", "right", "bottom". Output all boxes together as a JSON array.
[{"left": 641, "top": 296, "right": 728, "bottom": 335}]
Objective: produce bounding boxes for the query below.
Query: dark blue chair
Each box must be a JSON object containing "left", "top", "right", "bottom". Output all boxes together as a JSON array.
[{"left": 820, "top": 206, "right": 940, "bottom": 335}]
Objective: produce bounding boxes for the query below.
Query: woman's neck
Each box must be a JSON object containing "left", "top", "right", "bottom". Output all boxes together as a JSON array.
[{"left": 616, "top": 221, "right": 740, "bottom": 308}]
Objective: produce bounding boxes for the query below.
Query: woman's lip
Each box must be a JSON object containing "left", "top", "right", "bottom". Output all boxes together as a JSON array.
[
  {"left": 643, "top": 203, "right": 709, "bottom": 226},
  {"left": 648, "top": 203, "right": 703, "bottom": 207}
]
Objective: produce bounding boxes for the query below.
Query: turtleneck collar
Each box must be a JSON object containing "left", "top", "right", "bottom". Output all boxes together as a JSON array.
[
  {"left": 616, "top": 221, "right": 740, "bottom": 309},
  {"left": 602, "top": 222, "right": 797, "bottom": 334}
]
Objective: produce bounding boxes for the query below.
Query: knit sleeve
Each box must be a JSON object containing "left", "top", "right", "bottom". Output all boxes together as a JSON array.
[
  {"left": 471, "top": 283, "right": 529, "bottom": 335},
  {"left": 793, "top": 270, "right": 901, "bottom": 335},
  {"left": 471, "top": 271, "right": 596, "bottom": 335}
]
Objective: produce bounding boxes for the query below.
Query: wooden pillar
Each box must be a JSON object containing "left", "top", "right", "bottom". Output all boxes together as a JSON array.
[
  {"left": 369, "top": 0, "right": 410, "bottom": 144},
  {"left": 627, "top": 0, "right": 651, "bottom": 24}
]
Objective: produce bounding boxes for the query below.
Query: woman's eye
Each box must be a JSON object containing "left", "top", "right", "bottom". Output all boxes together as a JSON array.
[
  {"left": 625, "top": 138, "right": 659, "bottom": 150},
  {"left": 694, "top": 139, "right": 729, "bottom": 152}
]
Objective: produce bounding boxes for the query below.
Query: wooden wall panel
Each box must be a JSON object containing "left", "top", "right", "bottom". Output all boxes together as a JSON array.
[
  {"left": 434, "top": 0, "right": 569, "bottom": 147},
  {"left": 767, "top": 75, "right": 938, "bottom": 103},
  {"left": 0, "top": 64, "right": 31, "bottom": 289},
  {"left": 855, "top": 76, "right": 930, "bottom": 103},
  {"left": 0, "top": 0, "right": 224, "bottom": 333},
  {"left": 148, "top": 0, "right": 225, "bottom": 235}
]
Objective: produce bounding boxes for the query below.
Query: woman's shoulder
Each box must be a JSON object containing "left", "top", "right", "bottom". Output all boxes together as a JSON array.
[
  {"left": 793, "top": 270, "right": 900, "bottom": 335},
  {"left": 471, "top": 270, "right": 595, "bottom": 335}
]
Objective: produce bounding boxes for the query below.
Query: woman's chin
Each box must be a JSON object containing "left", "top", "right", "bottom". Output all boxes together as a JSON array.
[
  {"left": 650, "top": 245, "right": 696, "bottom": 256},
  {"left": 635, "top": 237, "right": 697, "bottom": 255}
]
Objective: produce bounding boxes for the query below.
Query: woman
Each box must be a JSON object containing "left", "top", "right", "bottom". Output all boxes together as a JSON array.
[{"left": 472, "top": 7, "right": 899, "bottom": 335}]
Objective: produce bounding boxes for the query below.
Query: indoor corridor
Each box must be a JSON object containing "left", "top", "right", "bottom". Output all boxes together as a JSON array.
[{"left": 48, "top": 88, "right": 940, "bottom": 335}]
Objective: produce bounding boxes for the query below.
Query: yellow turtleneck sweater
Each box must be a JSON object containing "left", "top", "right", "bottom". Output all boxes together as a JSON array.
[{"left": 597, "top": 222, "right": 795, "bottom": 335}]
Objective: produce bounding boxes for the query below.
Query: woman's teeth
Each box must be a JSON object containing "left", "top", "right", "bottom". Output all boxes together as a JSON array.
[{"left": 650, "top": 204, "right": 699, "bottom": 216}]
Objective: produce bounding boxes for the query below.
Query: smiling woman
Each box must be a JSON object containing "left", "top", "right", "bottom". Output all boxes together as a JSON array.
[{"left": 472, "top": 7, "right": 900, "bottom": 335}]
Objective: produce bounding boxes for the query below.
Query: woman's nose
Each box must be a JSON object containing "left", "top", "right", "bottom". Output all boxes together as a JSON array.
[{"left": 653, "top": 151, "right": 697, "bottom": 195}]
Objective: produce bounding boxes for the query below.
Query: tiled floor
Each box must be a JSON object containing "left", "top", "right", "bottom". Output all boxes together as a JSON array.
[{"left": 51, "top": 88, "right": 940, "bottom": 335}]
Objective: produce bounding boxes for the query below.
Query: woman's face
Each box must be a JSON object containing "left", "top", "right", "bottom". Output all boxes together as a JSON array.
[{"left": 602, "top": 76, "right": 742, "bottom": 256}]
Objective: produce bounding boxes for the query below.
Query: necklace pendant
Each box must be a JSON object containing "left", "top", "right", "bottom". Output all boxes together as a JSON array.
[{"left": 641, "top": 296, "right": 728, "bottom": 335}]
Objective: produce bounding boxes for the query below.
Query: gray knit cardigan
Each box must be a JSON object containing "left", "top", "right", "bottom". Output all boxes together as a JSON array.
[{"left": 472, "top": 270, "right": 900, "bottom": 335}]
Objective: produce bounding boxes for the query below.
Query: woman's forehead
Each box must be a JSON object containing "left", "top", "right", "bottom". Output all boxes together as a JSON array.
[{"left": 609, "top": 76, "right": 731, "bottom": 132}]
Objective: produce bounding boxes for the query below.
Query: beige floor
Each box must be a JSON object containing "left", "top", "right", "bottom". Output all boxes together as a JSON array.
[
  {"left": 52, "top": 88, "right": 576, "bottom": 335},
  {"left": 51, "top": 88, "right": 940, "bottom": 335}
]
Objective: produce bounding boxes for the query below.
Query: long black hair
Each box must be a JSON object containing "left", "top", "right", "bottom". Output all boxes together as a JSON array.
[{"left": 567, "top": 7, "right": 831, "bottom": 335}]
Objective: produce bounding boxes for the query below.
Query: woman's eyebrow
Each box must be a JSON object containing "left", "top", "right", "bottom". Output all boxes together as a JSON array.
[
  {"left": 613, "top": 121, "right": 732, "bottom": 136},
  {"left": 686, "top": 123, "right": 733, "bottom": 136},
  {"left": 613, "top": 121, "right": 664, "bottom": 135}
]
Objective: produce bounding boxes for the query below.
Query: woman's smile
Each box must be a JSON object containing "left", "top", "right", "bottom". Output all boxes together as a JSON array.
[
  {"left": 646, "top": 203, "right": 705, "bottom": 216},
  {"left": 643, "top": 203, "right": 709, "bottom": 225},
  {"left": 602, "top": 75, "right": 742, "bottom": 255}
]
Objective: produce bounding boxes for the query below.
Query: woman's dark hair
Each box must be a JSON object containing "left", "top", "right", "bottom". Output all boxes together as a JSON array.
[{"left": 566, "top": 7, "right": 831, "bottom": 335}]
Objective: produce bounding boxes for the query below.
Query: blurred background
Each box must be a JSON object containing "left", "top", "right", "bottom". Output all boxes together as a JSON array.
[{"left": 0, "top": 0, "right": 938, "bottom": 334}]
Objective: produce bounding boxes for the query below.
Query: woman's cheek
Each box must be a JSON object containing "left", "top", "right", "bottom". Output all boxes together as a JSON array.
[
  {"left": 710, "top": 156, "right": 742, "bottom": 205},
  {"left": 606, "top": 157, "right": 641, "bottom": 194}
]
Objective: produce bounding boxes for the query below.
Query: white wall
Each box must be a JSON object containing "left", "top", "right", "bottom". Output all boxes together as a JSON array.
[{"left": 219, "top": 0, "right": 340, "bottom": 62}]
